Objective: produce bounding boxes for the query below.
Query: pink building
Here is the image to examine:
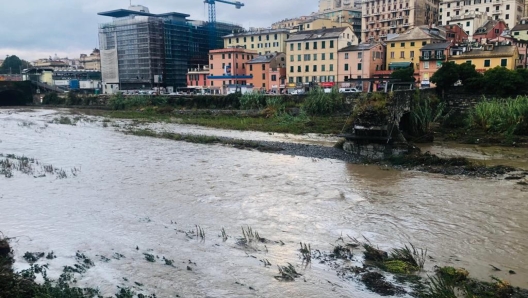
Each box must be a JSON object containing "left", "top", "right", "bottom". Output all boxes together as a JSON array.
[
  {"left": 186, "top": 66, "right": 209, "bottom": 90},
  {"left": 337, "top": 42, "right": 386, "bottom": 91},
  {"left": 473, "top": 20, "right": 509, "bottom": 44},
  {"left": 418, "top": 42, "right": 451, "bottom": 87},
  {"left": 208, "top": 47, "right": 258, "bottom": 94}
]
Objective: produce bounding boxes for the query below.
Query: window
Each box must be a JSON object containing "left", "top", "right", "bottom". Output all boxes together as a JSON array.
[
  {"left": 222, "top": 54, "right": 225, "bottom": 59},
  {"left": 344, "top": 64, "right": 349, "bottom": 71},
  {"left": 322, "top": 53, "right": 326, "bottom": 60},
  {"left": 210, "top": 55, "right": 213, "bottom": 60},
  {"left": 506, "top": 14, "right": 509, "bottom": 19},
  {"left": 357, "top": 63, "right": 362, "bottom": 70},
  {"left": 345, "top": 53, "right": 349, "bottom": 59},
  {"left": 484, "top": 60, "right": 491, "bottom": 67},
  {"left": 329, "top": 64, "right": 334, "bottom": 71},
  {"left": 410, "top": 51, "right": 414, "bottom": 58},
  {"left": 222, "top": 63, "right": 225, "bottom": 69},
  {"left": 401, "top": 42, "right": 405, "bottom": 47},
  {"left": 330, "top": 53, "right": 334, "bottom": 60},
  {"left": 249, "top": 65, "right": 252, "bottom": 71},
  {"left": 313, "top": 54, "right": 318, "bottom": 60},
  {"left": 251, "top": 36, "right": 254, "bottom": 42},
  {"left": 262, "top": 73, "right": 266, "bottom": 80},
  {"left": 305, "top": 42, "right": 310, "bottom": 50},
  {"left": 422, "top": 41, "right": 427, "bottom": 46},
  {"left": 297, "top": 43, "right": 301, "bottom": 50},
  {"left": 411, "top": 42, "right": 415, "bottom": 46},
  {"left": 501, "top": 59, "right": 507, "bottom": 67},
  {"left": 228, "top": 53, "right": 231, "bottom": 59},
  {"left": 297, "top": 66, "right": 301, "bottom": 72},
  {"left": 258, "top": 36, "right": 262, "bottom": 41},
  {"left": 322, "top": 41, "right": 326, "bottom": 49},
  {"left": 447, "top": 12, "right": 450, "bottom": 16},
  {"left": 271, "top": 75, "right": 277, "bottom": 81},
  {"left": 466, "top": 60, "right": 472, "bottom": 64},
  {"left": 358, "top": 52, "right": 363, "bottom": 59},
  {"left": 274, "top": 34, "right": 278, "bottom": 40},
  {"left": 305, "top": 65, "right": 309, "bottom": 72},
  {"left": 400, "top": 51, "right": 405, "bottom": 58},
  {"left": 330, "top": 40, "right": 334, "bottom": 48},
  {"left": 391, "top": 43, "right": 395, "bottom": 47},
  {"left": 290, "top": 66, "right": 294, "bottom": 73},
  {"left": 424, "top": 61, "right": 429, "bottom": 69},
  {"left": 506, "top": 4, "right": 510, "bottom": 9},
  {"left": 313, "top": 42, "right": 318, "bottom": 49},
  {"left": 466, "top": 21, "right": 470, "bottom": 27},
  {"left": 262, "top": 64, "right": 266, "bottom": 70},
  {"left": 514, "top": 31, "right": 520, "bottom": 36},
  {"left": 298, "top": 55, "right": 301, "bottom": 61},
  {"left": 297, "top": 76, "right": 302, "bottom": 83},
  {"left": 229, "top": 38, "right": 232, "bottom": 44},
  {"left": 290, "top": 44, "right": 294, "bottom": 51},
  {"left": 390, "top": 52, "right": 395, "bottom": 58},
  {"left": 304, "top": 54, "right": 311, "bottom": 61},
  {"left": 313, "top": 65, "right": 317, "bottom": 72},
  {"left": 290, "top": 55, "right": 294, "bottom": 62},
  {"left": 289, "top": 77, "right": 294, "bottom": 83},
  {"left": 210, "top": 64, "right": 213, "bottom": 69},
  {"left": 322, "top": 64, "right": 326, "bottom": 71}
]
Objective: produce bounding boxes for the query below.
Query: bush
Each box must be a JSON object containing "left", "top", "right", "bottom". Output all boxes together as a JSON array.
[
  {"left": 410, "top": 90, "right": 444, "bottom": 135},
  {"left": 302, "top": 88, "right": 344, "bottom": 115},
  {"left": 65, "top": 92, "right": 81, "bottom": 106},
  {"left": 469, "top": 96, "right": 528, "bottom": 135},
  {"left": 107, "top": 93, "right": 126, "bottom": 110},
  {"left": 239, "top": 92, "right": 266, "bottom": 110},
  {"left": 42, "top": 92, "right": 63, "bottom": 105}
]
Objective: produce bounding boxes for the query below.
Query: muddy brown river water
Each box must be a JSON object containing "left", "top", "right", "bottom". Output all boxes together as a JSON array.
[{"left": 1, "top": 108, "right": 527, "bottom": 297}]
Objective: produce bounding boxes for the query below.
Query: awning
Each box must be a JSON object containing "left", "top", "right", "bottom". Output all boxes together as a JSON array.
[
  {"left": 320, "top": 82, "right": 335, "bottom": 88},
  {"left": 389, "top": 62, "right": 413, "bottom": 70}
]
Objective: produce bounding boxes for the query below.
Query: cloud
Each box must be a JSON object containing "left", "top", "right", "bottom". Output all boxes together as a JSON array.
[{"left": 0, "top": 0, "right": 316, "bottom": 61}]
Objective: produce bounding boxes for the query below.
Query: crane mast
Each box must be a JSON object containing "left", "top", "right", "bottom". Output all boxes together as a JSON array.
[{"left": 203, "top": 0, "right": 245, "bottom": 49}]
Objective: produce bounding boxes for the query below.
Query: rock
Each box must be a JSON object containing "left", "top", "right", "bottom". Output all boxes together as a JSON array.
[{"left": 361, "top": 272, "right": 405, "bottom": 296}]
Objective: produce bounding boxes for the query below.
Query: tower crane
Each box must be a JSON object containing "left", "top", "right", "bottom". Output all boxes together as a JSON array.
[{"left": 204, "top": 0, "right": 244, "bottom": 49}]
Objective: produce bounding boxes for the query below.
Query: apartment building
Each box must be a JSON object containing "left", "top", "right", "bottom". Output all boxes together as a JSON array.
[
  {"left": 337, "top": 42, "right": 386, "bottom": 90},
  {"left": 418, "top": 42, "right": 451, "bottom": 86},
  {"left": 245, "top": 52, "right": 287, "bottom": 91},
  {"left": 361, "top": 0, "right": 440, "bottom": 41},
  {"left": 79, "top": 49, "right": 101, "bottom": 71},
  {"left": 449, "top": 43, "right": 519, "bottom": 70},
  {"left": 443, "top": 23, "right": 471, "bottom": 42},
  {"left": 271, "top": 16, "right": 312, "bottom": 30},
  {"left": 286, "top": 27, "right": 358, "bottom": 86},
  {"left": 222, "top": 29, "right": 291, "bottom": 55},
  {"left": 186, "top": 66, "right": 209, "bottom": 89},
  {"left": 311, "top": 8, "right": 363, "bottom": 39},
  {"left": 386, "top": 26, "right": 446, "bottom": 70},
  {"left": 207, "top": 47, "right": 258, "bottom": 93},
  {"left": 473, "top": 19, "right": 509, "bottom": 43},
  {"left": 439, "top": 0, "right": 524, "bottom": 29},
  {"left": 319, "top": 0, "right": 362, "bottom": 11},
  {"left": 512, "top": 18, "right": 528, "bottom": 40}
]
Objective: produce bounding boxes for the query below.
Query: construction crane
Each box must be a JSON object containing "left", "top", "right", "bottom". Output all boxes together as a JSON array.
[{"left": 204, "top": 0, "right": 244, "bottom": 49}]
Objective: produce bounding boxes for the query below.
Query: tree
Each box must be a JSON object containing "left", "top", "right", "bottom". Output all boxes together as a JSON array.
[
  {"left": 430, "top": 61, "right": 459, "bottom": 91},
  {"left": 390, "top": 67, "right": 415, "bottom": 82},
  {"left": 457, "top": 62, "right": 481, "bottom": 86},
  {"left": 480, "top": 67, "right": 523, "bottom": 97},
  {"left": 0, "top": 55, "right": 29, "bottom": 74}
]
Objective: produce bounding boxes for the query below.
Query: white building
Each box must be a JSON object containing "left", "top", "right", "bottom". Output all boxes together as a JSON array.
[
  {"left": 439, "top": 0, "right": 524, "bottom": 29},
  {"left": 444, "top": 11, "right": 489, "bottom": 39},
  {"left": 319, "top": 0, "right": 361, "bottom": 12}
]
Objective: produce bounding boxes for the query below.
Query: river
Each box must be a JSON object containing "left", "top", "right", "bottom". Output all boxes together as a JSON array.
[{"left": 1, "top": 108, "right": 527, "bottom": 297}]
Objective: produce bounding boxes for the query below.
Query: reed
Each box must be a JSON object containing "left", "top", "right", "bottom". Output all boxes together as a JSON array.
[{"left": 469, "top": 96, "right": 528, "bottom": 135}]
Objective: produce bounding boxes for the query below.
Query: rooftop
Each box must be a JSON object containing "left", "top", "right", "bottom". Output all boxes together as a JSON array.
[
  {"left": 450, "top": 44, "right": 517, "bottom": 59},
  {"left": 338, "top": 42, "right": 383, "bottom": 52},
  {"left": 474, "top": 20, "right": 503, "bottom": 35},
  {"left": 388, "top": 27, "right": 446, "bottom": 42},
  {"left": 246, "top": 52, "right": 283, "bottom": 64},
  {"left": 222, "top": 28, "right": 290, "bottom": 38},
  {"left": 512, "top": 21, "right": 528, "bottom": 32},
  {"left": 286, "top": 27, "right": 348, "bottom": 42},
  {"left": 420, "top": 42, "right": 452, "bottom": 50}
]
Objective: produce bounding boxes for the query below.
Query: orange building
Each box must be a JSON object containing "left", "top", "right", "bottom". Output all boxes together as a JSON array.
[
  {"left": 207, "top": 47, "right": 258, "bottom": 94},
  {"left": 186, "top": 66, "right": 210, "bottom": 90},
  {"left": 245, "top": 52, "right": 287, "bottom": 93}
]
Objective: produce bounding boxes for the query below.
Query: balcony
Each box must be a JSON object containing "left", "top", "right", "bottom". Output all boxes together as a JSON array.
[
  {"left": 419, "top": 55, "right": 446, "bottom": 61},
  {"left": 369, "top": 20, "right": 376, "bottom": 24},
  {"left": 493, "top": 0, "right": 502, "bottom": 5},
  {"left": 375, "top": 27, "right": 381, "bottom": 30},
  {"left": 492, "top": 9, "right": 502, "bottom": 14},
  {"left": 453, "top": 6, "right": 462, "bottom": 10},
  {"left": 403, "top": 23, "right": 410, "bottom": 26},
  {"left": 362, "top": 29, "right": 370, "bottom": 32}
]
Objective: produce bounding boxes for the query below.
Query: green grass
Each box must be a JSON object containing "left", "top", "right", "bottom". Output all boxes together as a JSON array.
[
  {"left": 107, "top": 110, "right": 347, "bottom": 135},
  {"left": 469, "top": 96, "right": 528, "bottom": 135}
]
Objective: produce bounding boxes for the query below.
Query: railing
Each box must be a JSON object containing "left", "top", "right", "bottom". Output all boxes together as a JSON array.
[{"left": 419, "top": 55, "right": 446, "bottom": 61}]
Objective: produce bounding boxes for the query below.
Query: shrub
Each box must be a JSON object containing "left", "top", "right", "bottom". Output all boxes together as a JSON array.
[
  {"left": 302, "top": 87, "right": 344, "bottom": 115},
  {"left": 107, "top": 93, "right": 126, "bottom": 110},
  {"left": 347, "top": 92, "right": 389, "bottom": 129},
  {"left": 65, "top": 92, "right": 81, "bottom": 106},
  {"left": 410, "top": 90, "right": 444, "bottom": 135},
  {"left": 469, "top": 96, "right": 528, "bottom": 135},
  {"left": 42, "top": 92, "right": 63, "bottom": 105},
  {"left": 239, "top": 92, "right": 266, "bottom": 110}
]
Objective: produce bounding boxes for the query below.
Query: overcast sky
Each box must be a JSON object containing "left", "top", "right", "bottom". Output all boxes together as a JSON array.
[{"left": 0, "top": 0, "right": 316, "bottom": 62}]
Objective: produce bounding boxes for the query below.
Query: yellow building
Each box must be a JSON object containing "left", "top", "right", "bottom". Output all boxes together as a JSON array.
[
  {"left": 286, "top": 26, "right": 358, "bottom": 86},
  {"left": 292, "top": 18, "right": 354, "bottom": 33},
  {"left": 223, "top": 29, "right": 291, "bottom": 55},
  {"left": 448, "top": 44, "right": 519, "bottom": 71},
  {"left": 512, "top": 19, "right": 528, "bottom": 41},
  {"left": 386, "top": 27, "right": 446, "bottom": 70}
]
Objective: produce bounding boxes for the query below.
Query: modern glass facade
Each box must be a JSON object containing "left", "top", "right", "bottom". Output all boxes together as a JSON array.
[{"left": 98, "top": 8, "right": 242, "bottom": 89}]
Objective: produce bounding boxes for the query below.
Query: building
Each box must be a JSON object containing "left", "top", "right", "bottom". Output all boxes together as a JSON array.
[
  {"left": 337, "top": 42, "right": 386, "bottom": 90},
  {"left": 439, "top": 0, "right": 524, "bottom": 30},
  {"left": 512, "top": 18, "right": 528, "bottom": 41},
  {"left": 386, "top": 26, "right": 446, "bottom": 70},
  {"left": 311, "top": 8, "right": 363, "bottom": 39},
  {"left": 245, "top": 52, "right": 287, "bottom": 92},
  {"left": 443, "top": 24, "right": 470, "bottom": 42},
  {"left": 97, "top": 5, "right": 242, "bottom": 93},
  {"left": 418, "top": 42, "right": 451, "bottom": 86},
  {"left": 32, "top": 57, "right": 69, "bottom": 69},
  {"left": 285, "top": 27, "right": 358, "bottom": 87},
  {"left": 473, "top": 20, "right": 509, "bottom": 43},
  {"left": 271, "top": 16, "right": 313, "bottom": 30},
  {"left": 222, "top": 29, "right": 291, "bottom": 55},
  {"left": 207, "top": 47, "right": 257, "bottom": 94},
  {"left": 186, "top": 66, "right": 210, "bottom": 90},
  {"left": 448, "top": 43, "right": 519, "bottom": 70},
  {"left": 443, "top": 12, "right": 489, "bottom": 40},
  {"left": 361, "top": 0, "right": 440, "bottom": 42},
  {"left": 80, "top": 49, "right": 101, "bottom": 70},
  {"left": 319, "top": 0, "right": 362, "bottom": 11}
]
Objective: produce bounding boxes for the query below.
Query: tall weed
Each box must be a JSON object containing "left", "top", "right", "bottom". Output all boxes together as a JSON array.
[
  {"left": 239, "top": 92, "right": 266, "bottom": 110},
  {"left": 302, "top": 88, "right": 344, "bottom": 115},
  {"left": 469, "top": 96, "right": 528, "bottom": 135}
]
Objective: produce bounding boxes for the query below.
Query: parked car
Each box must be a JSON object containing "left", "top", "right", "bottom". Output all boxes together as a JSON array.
[
  {"left": 290, "top": 89, "right": 304, "bottom": 95},
  {"left": 338, "top": 88, "right": 360, "bottom": 93}
]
